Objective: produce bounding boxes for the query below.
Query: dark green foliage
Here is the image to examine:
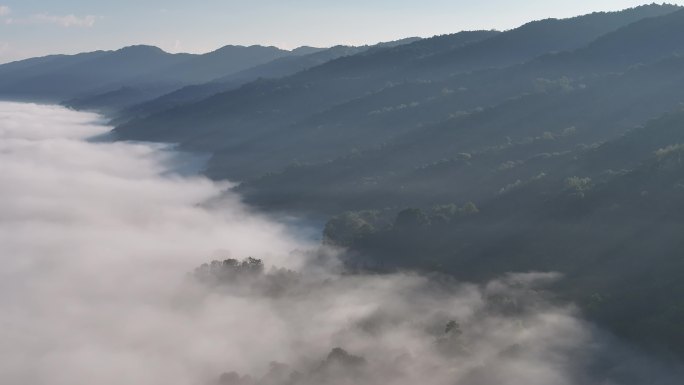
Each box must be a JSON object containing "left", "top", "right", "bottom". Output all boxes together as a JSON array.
[
  {"left": 194, "top": 257, "right": 265, "bottom": 283},
  {"left": 323, "top": 211, "right": 381, "bottom": 247},
  {"left": 158, "top": 8, "right": 684, "bottom": 358},
  {"left": 418, "top": 4, "right": 683, "bottom": 75},
  {"left": 394, "top": 208, "right": 430, "bottom": 229},
  {"left": 328, "top": 110, "right": 684, "bottom": 356},
  {"left": 7, "top": 2, "right": 684, "bottom": 362},
  {"left": 114, "top": 5, "right": 681, "bottom": 162}
]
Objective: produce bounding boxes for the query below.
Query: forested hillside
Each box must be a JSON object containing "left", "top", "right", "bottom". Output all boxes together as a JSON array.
[
  {"left": 0, "top": 44, "right": 309, "bottom": 112},
  {"left": 3, "top": 2, "right": 684, "bottom": 361},
  {"left": 112, "top": 6, "right": 684, "bottom": 357},
  {"left": 115, "top": 39, "right": 421, "bottom": 123}
]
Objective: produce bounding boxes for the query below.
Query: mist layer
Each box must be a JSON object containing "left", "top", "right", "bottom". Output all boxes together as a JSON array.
[{"left": 0, "top": 102, "right": 680, "bottom": 385}]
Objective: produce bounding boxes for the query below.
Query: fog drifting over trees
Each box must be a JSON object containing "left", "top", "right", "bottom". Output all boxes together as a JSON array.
[{"left": 0, "top": 102, "right": 681, "bottom": 385}]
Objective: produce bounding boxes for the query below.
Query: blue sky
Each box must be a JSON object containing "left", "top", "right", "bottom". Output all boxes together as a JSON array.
[{"left": 0, "top": 1, "right": 681, "bottom": 63}]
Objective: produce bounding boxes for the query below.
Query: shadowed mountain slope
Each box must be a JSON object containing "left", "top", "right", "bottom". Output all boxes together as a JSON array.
[
  {"left": 0, "top": 44, "right": 296, "bottom": 105},
  {"left": 114, "top": 4, "right": 681, "bottom": 161},
  {"left": 117, "top": 41, "right": 421, "bottom": 122}
]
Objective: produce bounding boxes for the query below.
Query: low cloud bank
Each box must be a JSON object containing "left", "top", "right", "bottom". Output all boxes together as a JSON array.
[{"left": 0, "top": 102, "right": 680, "bottom": 385}]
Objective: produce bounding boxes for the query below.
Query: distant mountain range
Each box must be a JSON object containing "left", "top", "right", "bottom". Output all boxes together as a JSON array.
[
  {"left": 0, "top": 38, "right": 421, "bottom": 116},
  {"left": 113, "top": 38, "right": 421, "bottom": 122},
  {"left": 4, "top": 2, "right": 684, "bottom": 360},
  {"left": 0, "top": 44, "right": 290, "bottom": 106},
  {"left": 113, "top": 3, "right": 684, "bottom": 182}
]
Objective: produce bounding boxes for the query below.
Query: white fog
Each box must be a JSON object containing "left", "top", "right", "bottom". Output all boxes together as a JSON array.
[{"left": 0, "top": 102, "right": 680, "bottom": 385}]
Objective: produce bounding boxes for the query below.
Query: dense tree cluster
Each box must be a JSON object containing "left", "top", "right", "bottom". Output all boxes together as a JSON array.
[
  {"left": 194, "top": 257, "right": 265, "bottom": 282},
  {"left": 324, "top": 203, "right": 480, "bottom": 248},
  {"left": 6, "top": 1, "right": 684, "bottom": 363},
  {"left": 216, "top": 347, "right": 368, "bottom": 385},
  {"left": 192, "top": 257, "right": 305, "bottom": 298}
]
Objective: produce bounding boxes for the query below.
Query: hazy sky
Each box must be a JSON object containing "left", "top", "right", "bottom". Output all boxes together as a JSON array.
[{"left": 0, "top": 1, "right": 682, "bottom": 63}]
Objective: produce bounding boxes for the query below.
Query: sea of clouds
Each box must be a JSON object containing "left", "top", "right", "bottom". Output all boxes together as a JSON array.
[{"left": 0, "top": 102, "right": 680, "bottom": 385}]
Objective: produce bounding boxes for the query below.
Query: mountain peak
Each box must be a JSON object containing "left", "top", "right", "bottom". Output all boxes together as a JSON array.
[
  {"left": 115, "top": 45, "right": 168, "bottom": 55},
  {"left": 211, "top": 44, "right": 286, "bottom": 54},
  {"left": 291, "top": 46, "right": 327, "bottom": 56}
]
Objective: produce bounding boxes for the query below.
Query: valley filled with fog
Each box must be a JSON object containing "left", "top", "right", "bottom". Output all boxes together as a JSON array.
[{"left": 1, "top": 102, "right": 682, "bottom": 385}]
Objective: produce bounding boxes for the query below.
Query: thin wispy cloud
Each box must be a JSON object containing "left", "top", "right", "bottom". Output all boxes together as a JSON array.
[
  {"left": 32, "top": 13, "right": 97, "bottom": 28},
  {"left": 5, "top": 12, "right": 98, "bottom": 28},
  {"left": 0, "top": 5, "right": 10, "bottom": 17}
]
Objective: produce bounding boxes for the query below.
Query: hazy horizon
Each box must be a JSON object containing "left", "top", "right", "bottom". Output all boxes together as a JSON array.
[
  {"left": 1, "top": 1, "right": 683, "bottom": 63},
  {"left": 4, "top": 2, "right": 684, "bottom": 383}
]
